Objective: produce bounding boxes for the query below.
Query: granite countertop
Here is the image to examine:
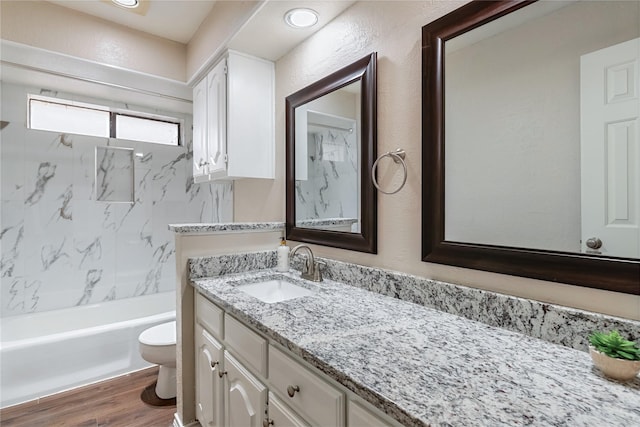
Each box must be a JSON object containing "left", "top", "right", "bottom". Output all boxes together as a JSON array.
[
  {"left": 192, "top": 269, "right": 640, "bottom": 427},
  {"left": 295, "top": 218, "right": 358, "bottom": 227},
  {"left": 169, "top": 222, "right": 284, "bottom": 234}
]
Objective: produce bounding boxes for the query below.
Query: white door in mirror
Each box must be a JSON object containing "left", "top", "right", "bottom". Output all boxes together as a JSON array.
[{"left": 581, "top": 38, "right": 640, "bottom": 258}]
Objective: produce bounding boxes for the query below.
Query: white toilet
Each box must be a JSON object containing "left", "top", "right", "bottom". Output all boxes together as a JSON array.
[{"left": 138, "top": 320, "right": 177, "bottom": 400}]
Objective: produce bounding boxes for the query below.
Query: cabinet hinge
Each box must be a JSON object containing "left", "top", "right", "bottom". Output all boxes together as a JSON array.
[
  {"left": 223, "top": 154, "right": 229, "bottom": 163},
  {"left": 224, "top": 66, "right": 228, "bottom": 75}
]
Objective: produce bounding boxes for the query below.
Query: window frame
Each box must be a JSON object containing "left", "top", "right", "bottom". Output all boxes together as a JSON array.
[{"left": 27, "top": 94, "right": 183, "bottom": 146}]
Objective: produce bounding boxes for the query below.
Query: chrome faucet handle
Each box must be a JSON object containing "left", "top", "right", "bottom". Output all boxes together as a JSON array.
[
  {"left": 312, "top": 260, "right": 325, "bottom": 282},
  {"left": 289, "top": 244, "right": 323, "bottom": 282}
]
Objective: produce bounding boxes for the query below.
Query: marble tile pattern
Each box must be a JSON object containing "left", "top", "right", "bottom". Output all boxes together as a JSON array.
[
  {"left": 295, "top": 127, "right": 358, "bottom": 225},
  {"left": 0, "top": 82, "right": 233, "bottom": 317},
  {"left": 189, "top": 250, "right": 640, "bottom": 352},
  {"left": 95, "top": 146, "right": 134, "bottom": 203},
  {"left": 168, "top": 221, "right": 284, "bottom": 234},
  {"left": 192, "top": 268, "right": 640, "bottom": 427}
]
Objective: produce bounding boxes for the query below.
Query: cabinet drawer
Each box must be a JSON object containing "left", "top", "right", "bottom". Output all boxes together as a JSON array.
[
  {"left": 196, "top": 294, "right": 224, "bottom": 340},
  {"left": 224, "top": 314, "right": 267, "bottom": 377},
  {"left": 269, "top": 345, "right": 345, "bottom": 427}
]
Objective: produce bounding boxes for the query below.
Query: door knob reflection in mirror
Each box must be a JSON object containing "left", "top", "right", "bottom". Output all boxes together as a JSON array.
[{"left": 586, "top": 237, "right": 603, "bottom": 250}]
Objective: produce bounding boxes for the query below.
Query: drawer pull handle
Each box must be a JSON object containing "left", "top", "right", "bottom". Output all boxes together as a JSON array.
[
  {"left": 263, "top": 419, "right": 274, "bottom": 427},
  {"left": 218, "top": 370, "right": 227, "bottom": 378},
  {"left": 287, "top": 385, "right": 300, "bottom": 397},
  {"left": 211, "top": 360, "right": 219, "bottom": 369}
]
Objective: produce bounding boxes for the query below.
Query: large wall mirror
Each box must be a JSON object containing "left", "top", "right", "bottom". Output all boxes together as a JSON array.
[
  {"left": 422, "top": 0, "right": 640, "bottom": 294},
  {"left": 286, "top": 53, "right": 377, "bottom": 253}
]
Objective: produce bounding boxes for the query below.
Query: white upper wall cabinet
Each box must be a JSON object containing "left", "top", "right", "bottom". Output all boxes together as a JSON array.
[{"left": 193, "top": 50, "right": 275, "bottom": 183}]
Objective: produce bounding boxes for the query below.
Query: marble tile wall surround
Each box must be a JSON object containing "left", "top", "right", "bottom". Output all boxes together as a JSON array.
[
  {"left": 0, "top": 82, "right": 233, "bottom": 317},
  {"left": 95, "top": 146, "right": 134, "bottom": 203},
  {"left": 188, "top": 250, "right": 640, "bottom": 352},
  {"left": 295, "top": 127, "right": 358, "bottom": 230}
]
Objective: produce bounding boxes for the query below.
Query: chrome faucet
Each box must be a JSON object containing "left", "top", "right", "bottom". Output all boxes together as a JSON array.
[{"left": 289, "top": 244, "right": 323, "bottom": 282}]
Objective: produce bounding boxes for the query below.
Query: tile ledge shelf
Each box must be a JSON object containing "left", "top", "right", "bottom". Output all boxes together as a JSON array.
[{"left": 169, "top": 221, "right": 285, "bottom": 234}]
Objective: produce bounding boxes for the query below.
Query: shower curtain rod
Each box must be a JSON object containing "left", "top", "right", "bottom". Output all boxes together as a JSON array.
[{"left": 1, "top": 60, "right": 192, "bottom": 104}]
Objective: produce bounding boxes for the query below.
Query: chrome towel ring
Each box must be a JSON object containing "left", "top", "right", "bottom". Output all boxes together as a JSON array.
[{"left": 371, "top": 148, "right": 407, "bottom": 194}]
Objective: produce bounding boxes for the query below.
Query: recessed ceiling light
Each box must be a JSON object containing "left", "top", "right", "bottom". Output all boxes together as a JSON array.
[
  {"left": 112, "top": 0, "right": 139, "bottom": 8},
  {"left": 284, "top": 8, "right": 319, "bottom": 29}
]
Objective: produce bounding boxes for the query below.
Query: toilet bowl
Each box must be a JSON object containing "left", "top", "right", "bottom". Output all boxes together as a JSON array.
[{"left": 138, "top": 320, "right": 176, "bottom": 400}]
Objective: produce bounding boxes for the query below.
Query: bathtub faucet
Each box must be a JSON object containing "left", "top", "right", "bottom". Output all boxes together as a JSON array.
[{"left": 289, "top": 245, "right": 323, "bottom": 282}]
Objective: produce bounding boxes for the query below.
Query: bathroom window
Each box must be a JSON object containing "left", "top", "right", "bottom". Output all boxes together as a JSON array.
[{"left": 28, "top": 94, "right": 181, "bottom": 146}]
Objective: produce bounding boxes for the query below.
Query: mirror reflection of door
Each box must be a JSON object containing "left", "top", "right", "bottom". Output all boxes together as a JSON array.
[
  {"left": 443, "top": 0, "right": 640, "bottom": 260},
  {"left": 294, "top": 81, "right": 361, "bottom": 233},
  {"left": 581, "top": 38, "right": 640, "bottom": 258}
]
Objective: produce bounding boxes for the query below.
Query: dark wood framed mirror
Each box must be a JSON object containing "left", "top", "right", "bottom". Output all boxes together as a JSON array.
[
  {"left": 422, "top": 0, "right": 640, "bottom": 294},
  {"left": 286, "top": 53, "right": 377, "bottom": 253}
]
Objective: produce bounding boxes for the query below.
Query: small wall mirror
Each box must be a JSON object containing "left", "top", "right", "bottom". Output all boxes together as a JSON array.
[
  {"left": 286, "top": 53, "right": 377, "bottom": 253},
  {"left": 422, "top": 0, "right": 640, "bottom": 294}
]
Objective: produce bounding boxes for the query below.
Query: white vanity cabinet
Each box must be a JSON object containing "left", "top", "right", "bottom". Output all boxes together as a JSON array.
[
  {"left": 348, "top": 400, "right": 395, "bottom": 427},
  {"left": 195, "top": 325, "right": 223, "bottom": 427},
  {"left": 223, "top": 351, "right": 268, "bottom": 427},
  {"left": 192, "top": 50, "right": 275, "bottom": 183},
  {"left": 268, "top": 344, "right": 345, "bottom": 426},
  {"left": 194, "top": 293, "right": 400, "bottom": 427},
  {"left": 268, "top": 392, "right": 310, "bottom": 427}
]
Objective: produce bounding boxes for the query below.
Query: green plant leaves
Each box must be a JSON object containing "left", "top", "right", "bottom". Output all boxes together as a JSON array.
[{"left": 589, "top": 330, "right": 640, "bottom": 361}]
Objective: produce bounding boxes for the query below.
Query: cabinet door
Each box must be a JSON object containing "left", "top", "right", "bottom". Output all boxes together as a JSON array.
[
  {"left": 223, "top": 351, "right": 267, "bottom": 427},
  {"left": 206, "top": 58, "right": 228, "bottom": 179},
  {"left": 348, "top": 400, "right": 395, "bottom": 427},
  {"left": 226, "top": 51, "right": 274, "bottom": 179},
  {"left": 268, "top": 392, "right": 310, "bottom": 427},
  {"left": 192, "top": 77, "right": 208, "bottom": 181},
  {"left": 196, "top": 325, "right": 224, "bottom": 427}
]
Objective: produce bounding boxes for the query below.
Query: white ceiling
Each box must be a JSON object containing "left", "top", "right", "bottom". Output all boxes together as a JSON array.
[
  {"left": 229, "top": 1, "right": 355, "bottom": 61},
  {"left": 46, "top": 0, "right": 217, "bottom": 44},
  {"left": 46, "top": 0, "right": 356, "bottom": 55}
]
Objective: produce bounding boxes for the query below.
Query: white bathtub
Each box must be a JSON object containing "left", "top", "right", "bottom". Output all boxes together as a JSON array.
[{"left": 0, "top": 291, "right": 176, "bottom": 408}]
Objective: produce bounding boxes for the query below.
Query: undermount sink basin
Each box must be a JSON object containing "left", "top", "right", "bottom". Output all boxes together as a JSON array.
[{"left": 237, "top": 278, "right": 315, "bottom": 304}]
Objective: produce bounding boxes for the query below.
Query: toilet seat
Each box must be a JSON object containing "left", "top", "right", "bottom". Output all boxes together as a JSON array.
[{"left": 139, "top": 321, "right": 176, "bottom": 346}]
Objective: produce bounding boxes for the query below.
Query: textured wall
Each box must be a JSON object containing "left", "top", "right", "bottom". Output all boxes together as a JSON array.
[
  {"left": 0, "top": 83, "right": 232, "bottom": 316},
  {"left": 234, "top": 0, "right": 639, "bottom": 320},
  {"left": 0, "top": 0, "right": 187, "bottom": 81},
  {"left": 186, "top": 0, "right": 260, "bottom": 82}
]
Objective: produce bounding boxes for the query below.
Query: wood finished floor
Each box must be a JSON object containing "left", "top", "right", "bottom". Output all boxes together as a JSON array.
[{"left": 0, "top": 367, "right": 176, "bottom": 427}]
